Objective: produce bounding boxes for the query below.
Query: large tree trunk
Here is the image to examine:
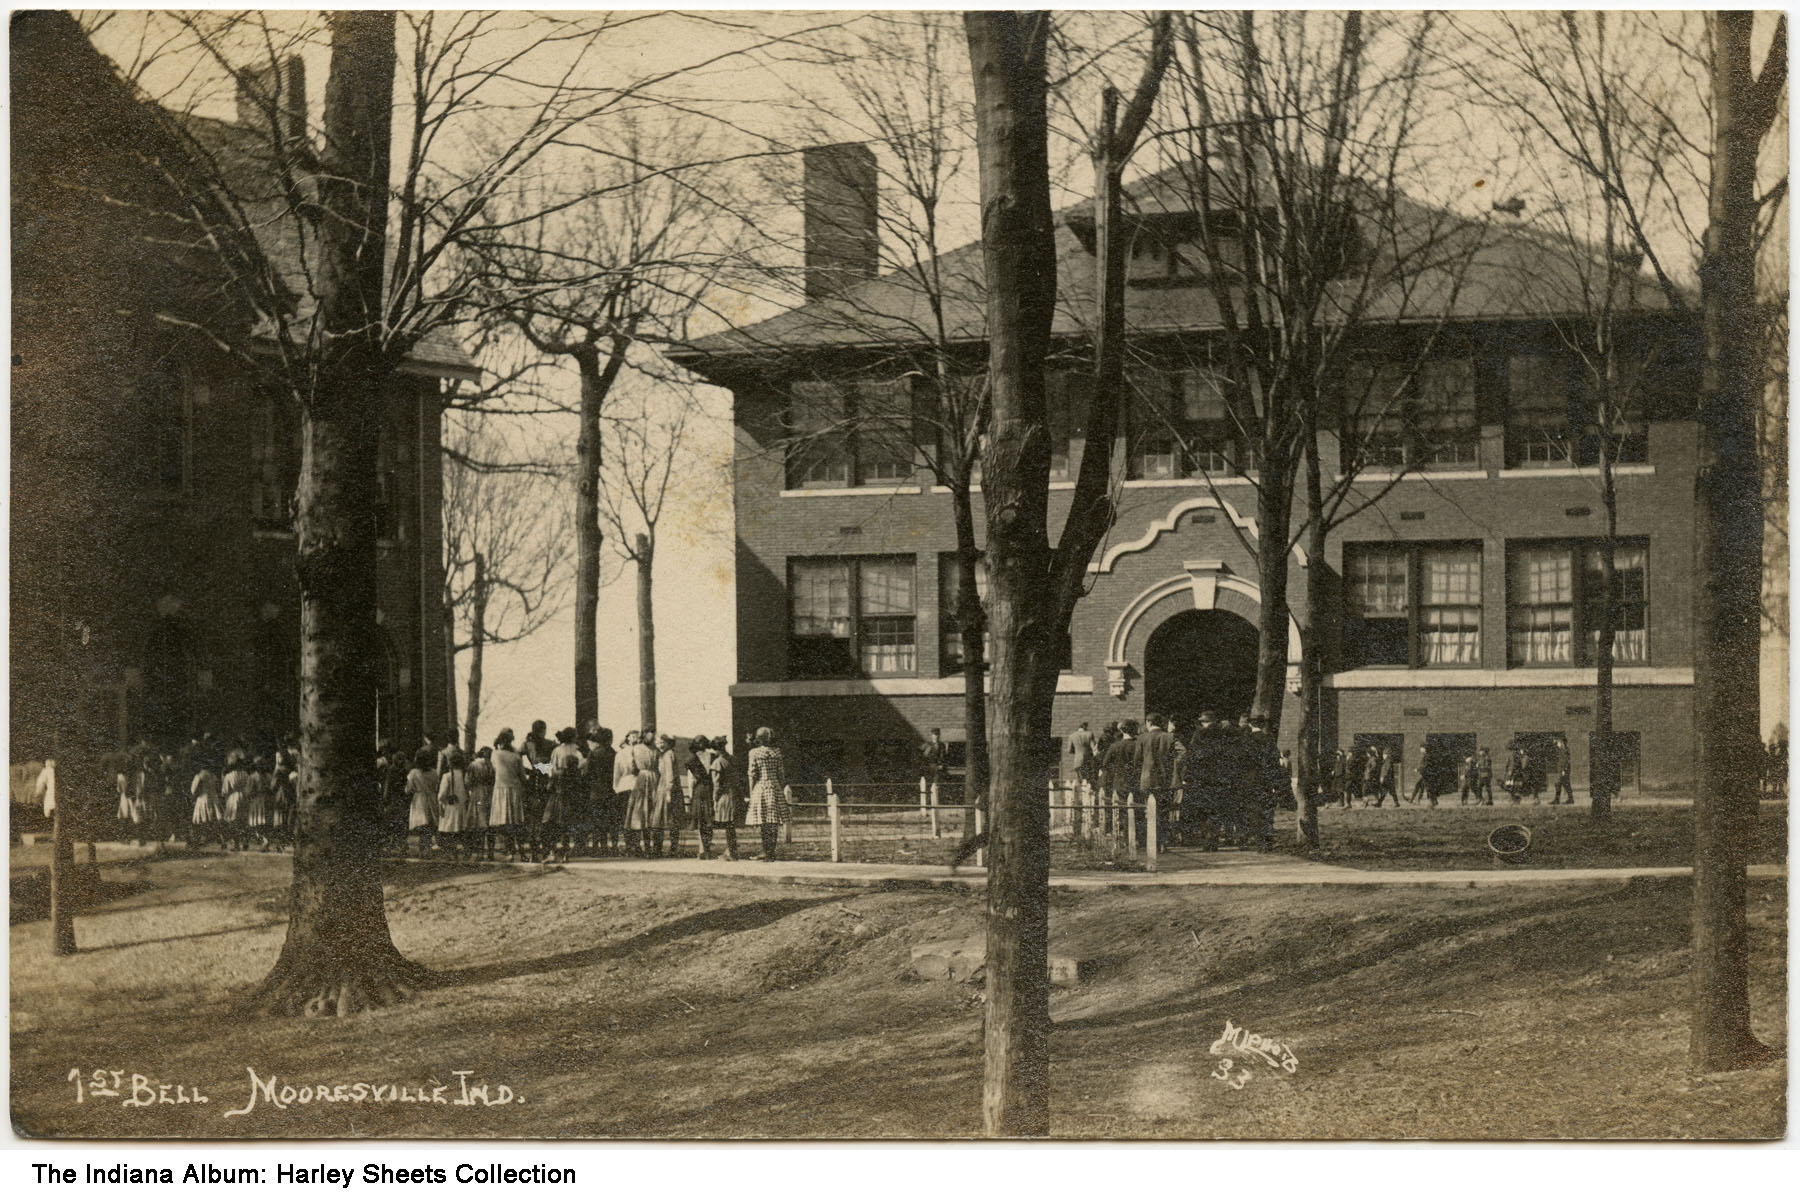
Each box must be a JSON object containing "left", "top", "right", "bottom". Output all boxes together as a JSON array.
[
  {"left": 49, "top": 777, "right": 76, "bottom": 956},
  {"left": 1689, "top": 10, "right": 1778, "bottom": 1073},
  {"left": 952, "top": 487, "right": 990, "bottom": 803},
  {"left": 1295, "top": 415, "right": 1327, "bottom": 852},
  {"left": 964, "top": 9, "right": 1058, "bottom": 1139},
  {"left": 462, "top": 554, "right": 487, "bottom": 753},
  {"left": 635, "top": 533, "right": 657, "bottom": 730},
  {"left": 1591, "top": 451, "right": 1619, "bottom": 821},
  {"left": 1251, "top": 461, "right": 1292, "bottom": 728},
  {"left": 573, "top": 349, "right": 604, "bottom": 731},
  {"left": 443, "top": 590, "right": 459, "bottom": 745},
  {"left": 253, "top": 11, "right": 431, "bottom": 1016}
]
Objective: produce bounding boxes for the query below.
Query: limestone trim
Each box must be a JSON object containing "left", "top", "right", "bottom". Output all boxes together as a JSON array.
[
  {"left": 1325, "top": 667, "right": 1693, "bottom": 689},
  {"left": 1091, "top": 493, "right": 1309, "bottom": 574}
]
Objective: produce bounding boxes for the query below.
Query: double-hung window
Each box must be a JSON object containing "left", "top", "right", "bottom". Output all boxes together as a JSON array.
[
  {"left": 1345, "top": 543, "right": 1483, "bottom": 668},
  {"left": 1415, "top": 357, "right": 1480, "bottom": 466},
  {"left": 1506, "top": 353, "right": 1574, "bottom": 467},
  {"left": 1126, "top": 367, "right": 1247, "bottom": 479},
  {"left": 1507, "top": 539, "right": 1649, "bottom": 665},
  {"left": 1341, "top": 357, "right": 1478, "bottom": 471},
  {"left": 786, "top": 380, "right": 918, "bottom": 488},
  {"left": 788, "top": 556, "right": 916, "bottom": 678}
]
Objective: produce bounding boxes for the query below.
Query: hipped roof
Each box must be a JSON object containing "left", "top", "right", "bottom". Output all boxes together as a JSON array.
[{"left": 677, "top": 160, "right": 1688, "bottom": 374}]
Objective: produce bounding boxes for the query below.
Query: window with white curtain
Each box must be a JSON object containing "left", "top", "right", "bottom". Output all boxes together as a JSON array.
[
  {"left": 1508, "top": 540, "right": 1649, "bottom": 666},
  {"left": 1346, "top": 543, "right": 1483, "bottom": 668},
  {"left": 1508, "top": 543, "right": 1575, "bottom": 664},
  {"left": 787, "top": 556, "right": 916, "bottom": 677},
  {"left": 1420, "top": 546, "right": 1483, "bottom": 664}
]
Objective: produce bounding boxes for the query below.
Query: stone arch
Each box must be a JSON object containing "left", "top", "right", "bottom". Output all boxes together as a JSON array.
[{"left": 1103, "top": 560, "right": 1301, "bottom": 698}]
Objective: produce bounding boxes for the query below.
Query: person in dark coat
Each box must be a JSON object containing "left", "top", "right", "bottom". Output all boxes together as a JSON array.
[
  {"left": 1409, "top": 743, "right": 1435, "bottom": 806},
  {"left": 1503, "top": 742, "right": 1528, "bottom": 804},
  {"left": 1099, "top": 719, "right": 1143, "bottom": 840},
  {"left": 1330, "top": 748, "right": 1350, "bottom": 809},
  {"left": 920, "top": 728, "right": 948, "bottom": 793},
  {"left": 1360, "top": 748, "right": 1382, "bottom": 808},
  {"left": 1137, "top": 713, "right": 1182, "bottom": 852},
  {"left": 584, "top": 725, "right": 618, "bottom": 854},
  {"left": 1550, "top": 736, "right": 1573, "bottom": 805},
  {"left": 1244, "top": 719, "right": 1281, "bottom": 849},
  {"left": 1475, "top": 747, "right": 1496, "bottom": 805},
  {"left": 1183, "top": 712, "right": 1227, "bottom": 849},
  {"left": 1377, "top": 748, "right": 1400, "bottom": 807}
]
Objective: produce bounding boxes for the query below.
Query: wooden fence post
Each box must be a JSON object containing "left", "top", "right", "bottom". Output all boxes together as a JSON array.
[
  {"left": 974, "top": 805, "right": 985, "bottom": 869},
  {"left": 1145, "top": 793, "right": 1158, "bottom": 873},
  {"left": 827, "top": 778, "right": 840, "bottom": 864},
  {"left": 929, "top": 781, "right": 941, "bottom": 839}
]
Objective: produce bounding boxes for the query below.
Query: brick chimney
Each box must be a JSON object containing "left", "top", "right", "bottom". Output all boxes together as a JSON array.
[
  {"left": 803, "top": 143, "right": 879, "bottom": 301},
  {"left": 235, "top": 56, "right": 307, "bottom": 148}
]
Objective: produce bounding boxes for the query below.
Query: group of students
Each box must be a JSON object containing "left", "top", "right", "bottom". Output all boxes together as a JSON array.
[
  {"left": 33, "top": 736, "right": 305, "bottom": 851},
  {"left": 1065, "top": 711, "right": 1289, "bottom": 853},
  {"left": 34, "top": 718, "right": 806, "bottom": 867},
  {"left": 1324, "top": 737, "right": 1578, "bottom": 808},
  {"left": 379, "top": 720, "right": 798, "bottom": 864}
]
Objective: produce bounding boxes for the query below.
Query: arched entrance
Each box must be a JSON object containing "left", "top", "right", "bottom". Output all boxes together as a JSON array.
[{"left": 1142, "top": 608, "right": 1259, "bottom": 735}]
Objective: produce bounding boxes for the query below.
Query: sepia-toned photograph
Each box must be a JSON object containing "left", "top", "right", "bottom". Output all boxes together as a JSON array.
[{"left": 8, "top": 7, "right": 1788, "bottom": 1143}]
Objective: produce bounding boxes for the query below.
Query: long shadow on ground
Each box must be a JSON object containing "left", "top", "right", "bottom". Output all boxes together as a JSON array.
[{"left": 450, "top": 896, "right": 843, "bottom": 987}]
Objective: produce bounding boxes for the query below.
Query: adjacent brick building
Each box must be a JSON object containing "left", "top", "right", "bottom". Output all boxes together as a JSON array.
[
  {"left": 10, "top": 12, "right": 472, "bottom": 763},
  {"left": 679, "top": 148, "right": 1704, "bottom": 794}
]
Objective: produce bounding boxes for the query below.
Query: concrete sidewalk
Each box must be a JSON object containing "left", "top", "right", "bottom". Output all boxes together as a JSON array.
[
  {"left": 477, "top": 851, "right": 1790, "bottom": 892},
  {"left": 19, "top": 837, "right": 1786, "bottom": 892}
]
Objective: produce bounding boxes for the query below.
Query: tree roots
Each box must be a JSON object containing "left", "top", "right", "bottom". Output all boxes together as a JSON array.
[{"left": 248, "top": 951, "right": 442, "bottom": 1018}]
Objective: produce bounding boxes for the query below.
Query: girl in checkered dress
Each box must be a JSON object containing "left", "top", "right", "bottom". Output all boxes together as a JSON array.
[{"left": 745, "top": 727, "right": 791, "bottom": 862}]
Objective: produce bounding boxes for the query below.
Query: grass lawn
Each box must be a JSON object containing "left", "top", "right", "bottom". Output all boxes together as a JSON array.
[
  {"left": 1295, "top": 800, "right": 1788, "bottom": 871},
  {"left": 9, "top": 847, "right": 1786, "bottom": 1140}
]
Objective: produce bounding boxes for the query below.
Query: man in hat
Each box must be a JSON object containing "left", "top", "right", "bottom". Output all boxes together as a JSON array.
[
  {"left": 1183, "top": 711, "right": 1226, "bottom": 849},
  {"left": 920, "top": 728, "right": 948, "bottom": 793}
]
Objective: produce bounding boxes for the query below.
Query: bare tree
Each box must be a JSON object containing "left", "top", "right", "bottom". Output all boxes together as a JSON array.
[
  {"left": 81, "top": 9, "right": 765, "bottom": 1014},
  {"left": 442, "top": 421, "right": 573, "bottom": 753},
  {"left": 463, "top": 115, "right": 739, "bottom": 733},
  {"left": 1455, "top": 11, "right": 1722, "bottom": 821},
  {"left": 593, "top": 373, "right": 711, "bottom": 730},
  {"left": 1456, "top": 9, "right": 1787, "bottom": 1062},
  {"left": 735, "top": 11, "right": 996, "bottom": 801},
  {"left": 962, "top": 7, "right": 1168, "bottom": 1139},
  {"left": 1146, "top": 11, "right": 1489, "bottom": 843},
  {"left": 1692, "top": 9, "right": 1785, "bottom": 1074},
  {"left": 257, "top": 11, "right": 428, "bottom": 1016}
]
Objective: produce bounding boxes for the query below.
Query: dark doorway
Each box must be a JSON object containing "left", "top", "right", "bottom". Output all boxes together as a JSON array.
[
  {"left": 1509, "top": 731, "right": 1563, "bottom": 799},
  {"left": 1590, "top": 730, "right": 1640, "bottom": 793},
  {"left": 1143, "top": 608, "right": 1260, "bottom": 737},
  {"left": 1424, "top": 732, "right": 1476, "bottom": 798}
]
